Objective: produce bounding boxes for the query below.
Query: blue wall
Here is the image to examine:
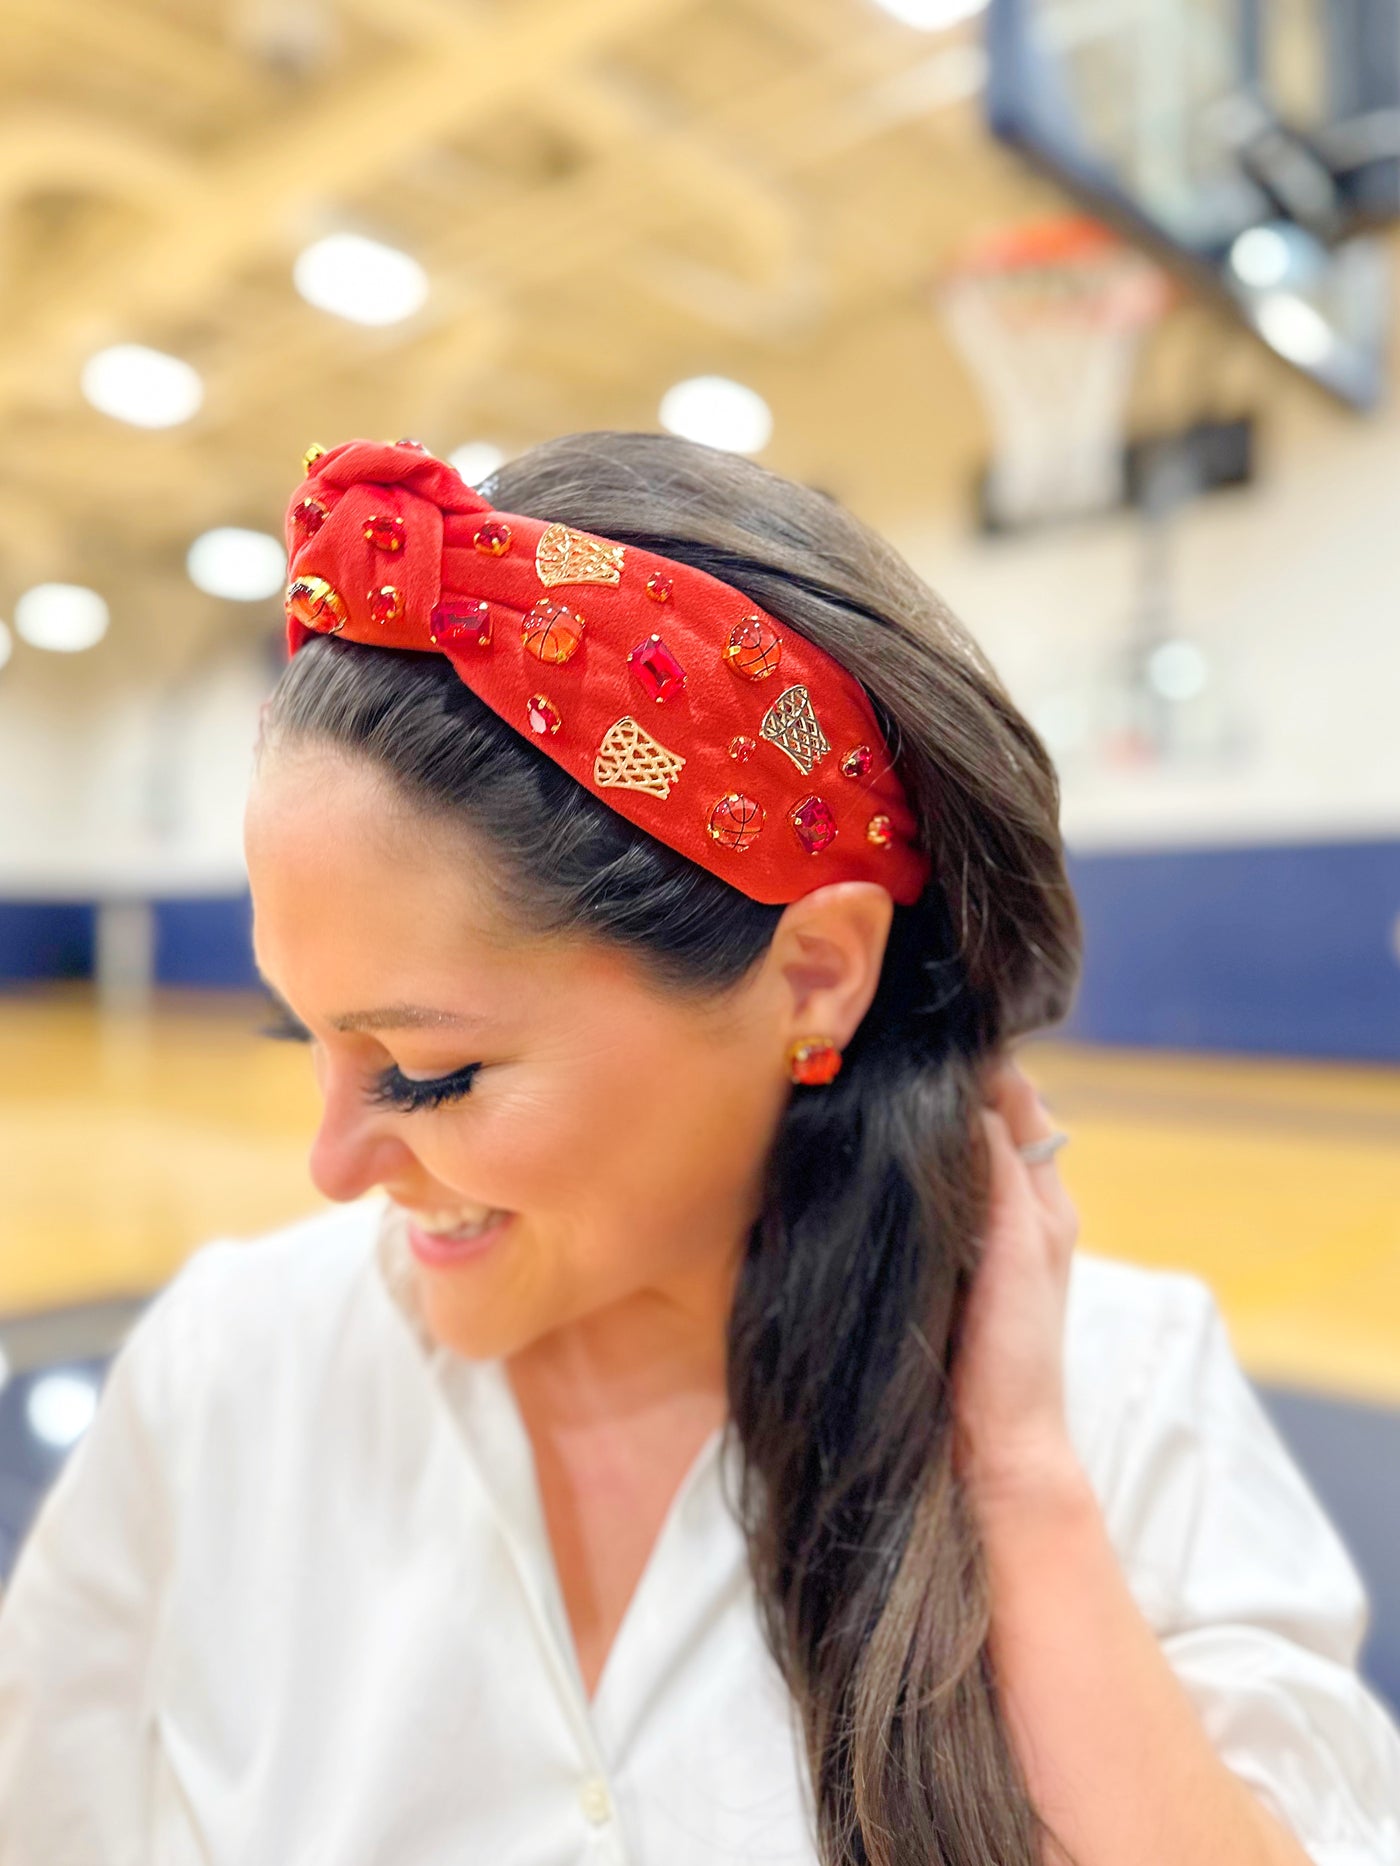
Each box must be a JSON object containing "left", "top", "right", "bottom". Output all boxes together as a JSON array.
[{"left": 2, "top": 837, "right": 1398, "bottom": 1061}]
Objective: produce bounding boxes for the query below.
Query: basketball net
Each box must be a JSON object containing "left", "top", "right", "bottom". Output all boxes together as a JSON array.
[{"left": 941, "top": 217, "right": 1171, "bottom": 530}]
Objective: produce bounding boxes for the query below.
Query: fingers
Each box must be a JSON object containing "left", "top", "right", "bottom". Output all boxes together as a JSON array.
[{"left": 982, "top": 1060, "right": 1079, "bottom": 1264}]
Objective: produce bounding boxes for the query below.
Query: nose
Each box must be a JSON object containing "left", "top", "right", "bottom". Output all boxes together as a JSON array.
[{"left": 307, "top": 1057, "right": 416, "bottom": 1204}]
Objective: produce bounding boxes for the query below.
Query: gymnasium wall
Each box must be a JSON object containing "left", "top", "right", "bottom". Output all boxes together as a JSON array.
[{"left": 3, "top": 384, "right": 1398, "bottom": 1058}]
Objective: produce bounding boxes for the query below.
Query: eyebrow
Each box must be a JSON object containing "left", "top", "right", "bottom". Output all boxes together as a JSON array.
[{"left": 260, "top": 981, "right": 487, "bottom": 1035}]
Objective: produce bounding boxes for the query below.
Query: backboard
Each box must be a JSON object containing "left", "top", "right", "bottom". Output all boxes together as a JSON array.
[{"left": 986, "top": 0, "right": 1400, "bottom": 406}]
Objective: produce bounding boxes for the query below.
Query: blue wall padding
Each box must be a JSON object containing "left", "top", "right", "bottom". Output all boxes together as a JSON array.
[
  {"left": 1064, "top": 839, "right": 1400, "bottom": 1061},
  {"left": 0, "top": 903, "right": 94, "bottom": 982},
  {"left": 153, "top": 896, "right": 260, "bottom": 989},
  {"left": 2, "top": 838, "right": 1398, "bottom": 1061}
]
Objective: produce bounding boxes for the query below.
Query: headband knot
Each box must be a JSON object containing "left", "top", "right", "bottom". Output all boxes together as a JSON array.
[{"left": 283, "top": 438, "right": 932, "bottom": 907}]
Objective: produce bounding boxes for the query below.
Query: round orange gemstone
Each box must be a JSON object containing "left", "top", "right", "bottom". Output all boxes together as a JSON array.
[
  {"left": 723, "top": 615, "right": 782, "bottom": 681},
  {"left": 707, "top": 792, "right": 764, "bottom": 852},
  {"left": 527, "top": 694, "right": 562, "bottom": 736},
  {"left": 475, "top": 520, "right": 512, "bottom": 556},
  {"left": 364, "top": 514, "right": 405, "bottom": 552},
  {"left": 369, "top": 585, "right": 402, "bottom": 626},
  {"left": 789, "top": 1039, "right": 842, "bottom": 1087},
  {"left": 866, "top": 814, "right": 894, "bottom": 848},
  {"left": 645, "top": 572, "right": 673, "bottom": 603},
  {"left": 522, "top": 599, "right": 585, "bottom": 664},
  {"left": 728, "top": 735, "right": 756, "bottom": 762},
  {"left": 285, "top": 575, "right": 347, "bottom": 634}
]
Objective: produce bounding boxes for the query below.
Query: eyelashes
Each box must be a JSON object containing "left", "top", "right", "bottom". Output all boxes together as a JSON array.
[
  {"left": 366, "top": 1063, "right": 481, "bottom": 1113},
  {"left": 258, "top": 996, "right": 481, "bottom": 1112}
]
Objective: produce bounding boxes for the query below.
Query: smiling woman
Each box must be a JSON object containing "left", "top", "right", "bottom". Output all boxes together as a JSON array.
[{"left": 0, "top": 432, "right": 1397, "bottom": 1866}]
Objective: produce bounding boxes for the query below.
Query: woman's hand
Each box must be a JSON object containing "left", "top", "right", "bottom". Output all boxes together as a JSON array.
[{"left": 952, "top": 1058, "right": 1085, "bottom": 1515}]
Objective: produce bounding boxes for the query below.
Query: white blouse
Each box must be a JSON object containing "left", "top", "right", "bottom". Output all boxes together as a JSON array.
[{"left": 0, "top": 1199, "right": 1397, "bottom": 1866}]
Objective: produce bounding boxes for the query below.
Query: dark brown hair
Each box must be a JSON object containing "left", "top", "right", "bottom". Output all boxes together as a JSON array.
[{"left": 263, "top": 431, "right": 1081, "bottom": 1865}]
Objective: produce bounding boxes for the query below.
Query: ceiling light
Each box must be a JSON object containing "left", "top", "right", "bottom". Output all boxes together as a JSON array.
[
  {"left": 870, "top": 0, "right": 988, "bottom": 27},
  {"left": 1229, "top": 225, "right": 1293, "bottom": 291},
  {"left": 659, "top": 375, "right": 773, "bottom": 455},
  {"left": 1147, "top": 640, "right": 1209, "bottom": 701},
  {"left": 1254, "top": 292, "right": 1336, "bottom": 367},
  {"left": 26, "top": 1370, "right": 99, "bottom": 1450},
  {"left": 449, "top": 441, "right": 507, "bottom": 485},
  {"left": 15, "top": 583, "right": 110, "bottom": 653},
  {"left": 293, "top": 232, "right": 429, "bottom": 326},
  {"left": 0, "top": 620, "right": 11, "bottom": 673},
  {"left": 81, "top": 344, "right": 204, "bottom": 429},
  {"left": 187, "top": 527, "right": 286, "bottom": 601}
]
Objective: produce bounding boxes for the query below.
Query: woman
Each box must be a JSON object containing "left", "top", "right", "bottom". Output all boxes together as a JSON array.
[{"left": 0, "top": 432, "right": 1396, "bottom": 1866}]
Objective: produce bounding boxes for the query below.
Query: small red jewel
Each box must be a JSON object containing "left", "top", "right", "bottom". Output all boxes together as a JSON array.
[
  {"left": 866, "top": 814, "right": 894, "bottom": 848},
  {"left": 364, "top": 514, "right": 405, "bottom": 552},
  {"left": 628, "top": 634, "right": 686, "bottom": 703},
  {"left": 707, "top": 792, "right": 764, "bottom": 852},
  {"left": 723, "top": 615, "right": 782, "bottom": 681},
  {"left": 527, "top": 693, "right": 562, "bottom": 736},
  {"left": 523, "top": 599, "right": 585, "bottom": 664},
  {"left": 645, "top": 572, "right": 673, "bottom": 603},
  {"left": 292, "top": 497, "right": 328, "bottom": 535},
  {"left": 788, "top": 1039, "right": 843, "bottom": 1087},
  {"left": 728, "top": 734, "right": 756, "bottom": 762},
  {"left": 285, "top": 574, "right": 347, "bottom": 634},
  {"left": 841, "top": 744, "right": 873, "bottom": 779},
  {"left": 431, "top": 600, "right": 492, "bottom": 648},
  {"left": 791, "top": 795, "right": 838, "bottom": 854},
  {"left": 475, "top": 520, "right": 512, "bottom": 556},
  {"left": 369, "top": 586, "right": 402, "bottom": 626}
]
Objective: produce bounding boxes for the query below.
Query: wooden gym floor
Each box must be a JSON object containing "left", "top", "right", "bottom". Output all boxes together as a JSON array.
[{"left": 2, "top": 985, "right": 1399, "bottom": 1407}]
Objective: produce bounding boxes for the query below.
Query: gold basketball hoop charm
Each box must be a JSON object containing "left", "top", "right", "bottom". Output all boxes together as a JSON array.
[
  {"left": 760, "top": 685, "right": 831, "bottom": 776},
  {"left": 594, "top": 716, "right": 686, "bottom": 799},
  {"left": 536, "top": 523, "right": 625, "bottom": 589}
]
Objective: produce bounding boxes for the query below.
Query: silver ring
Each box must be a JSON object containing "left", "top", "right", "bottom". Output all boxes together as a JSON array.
[{"left": 1019, "top": 1130, "right": 1070, "bottom": 1166}]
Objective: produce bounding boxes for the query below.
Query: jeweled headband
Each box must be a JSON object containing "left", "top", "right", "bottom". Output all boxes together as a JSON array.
[{"left": 282, "top": 438, "right": 932, "bottom": 907}]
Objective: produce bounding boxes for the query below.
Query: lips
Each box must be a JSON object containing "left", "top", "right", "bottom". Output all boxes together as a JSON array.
[{"left": 400, "top": 1205, "right": 515, "bottom": 1269}]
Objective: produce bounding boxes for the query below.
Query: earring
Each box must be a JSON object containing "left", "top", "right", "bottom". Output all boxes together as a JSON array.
[{"left": 787, "top": 1037, "right": 843, "bottom": 1086}]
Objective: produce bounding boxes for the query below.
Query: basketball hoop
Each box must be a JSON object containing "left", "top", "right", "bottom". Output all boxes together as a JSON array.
[{"left": 941, "top": 216, "right": 1172, "bottom": 530}]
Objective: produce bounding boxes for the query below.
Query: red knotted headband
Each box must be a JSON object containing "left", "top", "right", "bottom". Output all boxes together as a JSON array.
[{"left": 282, "top": 439, "right": 931, "bottom": 907}]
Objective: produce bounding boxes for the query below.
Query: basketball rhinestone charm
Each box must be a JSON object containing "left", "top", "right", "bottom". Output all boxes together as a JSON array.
[
  {"left": 285, "top": 575, "right": 347, "bottom": 634},
  {"left": 707, "top": 792, "right": 764, "bottom": 852},
  {"left": 364, "top": 514, "right": 405, "bottom": 553},
  {"left": 527, "top": 694, "right": 562, "bottom": 736},
  {"left": 866, "top": 814, "right": 894, "bottom": 848},
  {"left": 724, "top": 615, "right": 782, "bottom": 681},
  {"left": 787, "top": 1038, "right": 842, "bottom": 1087},
  {"left": 431, "top": 600, "right": 492, "bottom": 648},
  {"left": 522, "top": 599, "right": 585, "bottom": 664},
  {"left": 627, "top": 634, "right": 686, "bottom": 703},
  {"left": 474, "top": 520, "right": 512, "bottom": 557},
  {"left": 594, "top": 717, "right": 686, "bottom": 799},
  {"left": 791, "top": 795, "right": 838, "bottom": 855},
  {"left": 761, "top": 685, "right": 831, "bottom": 775},
  {"left": 536, "top": 522, "right": 624, "bottom": 588}
]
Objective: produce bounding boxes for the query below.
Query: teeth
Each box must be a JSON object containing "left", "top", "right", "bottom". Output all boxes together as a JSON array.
[{"left": 408, "top": 1206, "right": 502, "bottom": 1236}]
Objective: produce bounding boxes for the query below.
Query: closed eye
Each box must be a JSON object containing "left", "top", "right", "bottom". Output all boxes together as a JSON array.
[{"left": 368, "top": 1063, "right": 481, "bottom": 1113}]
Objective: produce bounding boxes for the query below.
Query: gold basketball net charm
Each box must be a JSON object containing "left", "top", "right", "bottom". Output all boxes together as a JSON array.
[
  {"left": 536, "top": 522, "right": 625, "bottom": 588},
  {"left": 594, "top": 716, "right": 687, "bottom": 799},
  {"left": 760, "top": 684, "right": 831, "bottom": 775}
]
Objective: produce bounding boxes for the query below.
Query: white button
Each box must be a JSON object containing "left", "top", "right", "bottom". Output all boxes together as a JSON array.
[{"left": 578, "top": 1776, "right": 612, "bottom": 1825}]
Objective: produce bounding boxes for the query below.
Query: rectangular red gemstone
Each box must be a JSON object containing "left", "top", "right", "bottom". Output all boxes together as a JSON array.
[{"left": 628, "top": 634, "right": 686, "bottom": 703}]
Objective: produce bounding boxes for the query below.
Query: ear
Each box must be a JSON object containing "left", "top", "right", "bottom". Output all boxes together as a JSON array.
[{"left": 767, "top": 881, "right": 894, "bottom": 1049}]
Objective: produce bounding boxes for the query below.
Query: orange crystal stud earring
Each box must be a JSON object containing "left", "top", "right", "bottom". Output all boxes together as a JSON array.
[{"left": 787, "top": 1037, "right": 842, "bottom": 1086}]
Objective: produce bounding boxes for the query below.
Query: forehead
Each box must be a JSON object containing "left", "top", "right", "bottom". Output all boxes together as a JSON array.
[{"left": 245, "top": 744, "right": 559, "bottom": 1011}]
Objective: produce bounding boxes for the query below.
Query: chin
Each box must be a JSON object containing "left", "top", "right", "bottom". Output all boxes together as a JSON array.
[{"left": 415, "top": 1272, "right": 547, "bottom": 1363}]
